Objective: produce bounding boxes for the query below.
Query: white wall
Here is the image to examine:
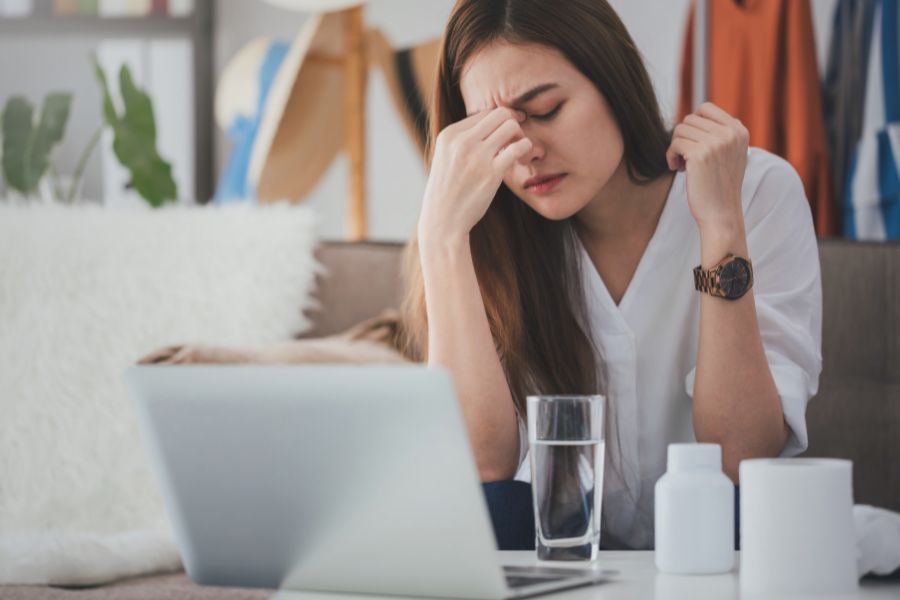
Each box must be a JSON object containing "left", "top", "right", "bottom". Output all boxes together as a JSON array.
[{"left": 214, "top": 0, "right": 839, "bottom": 241}]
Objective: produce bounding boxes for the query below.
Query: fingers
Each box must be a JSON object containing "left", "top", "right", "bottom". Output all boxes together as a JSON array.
[
  {"left": 683, "top": 113, "right": 720, "bottom": 134},
  {"left": 467, "top": 106, "right": 526, "bottom": 141},
  {"left": 440, "top": 105, "right": 531, "bottom": 172},
  {"left": 170, "top": 346, "right": 194, "bottom": 363},
  {"left": 493, "top": 137, "right": 533, "bottom": 172},
  {"left": 669, "top": 102, "right": 748, "bottom": 172},
  {"left": 666, "top": 137, "right": 700, "bottom": 171},
  {"left": 446, "top": 106, "right": 523, "bottom": 137},
  {"left": 136, "top": 344, "right": 202, "bottom": 364},
  {"left": 689, "top": 103, "right": 749, "bottom": 145},
  {"left": 435, "top": 107, "right": 526, "bottom": 165},
  {"left": 672, "top": 121, "right": 713, "bottom": 144},
  {"left": 665, "top": 144, "right": 682, "bottom": 171},
  {"left": 137, "top": 345, "right": 182, "bottom": 364},
  {"left": 694, "top": 102, "right": 750, "bottom": 141},
  {"left": 483, "top": 117, "right": 526, "bottom": 158},
  {"left": 446, "top": 108, "right": 493, "bottom": 132},
  {"left": 696, "top": 101, "right": 738, "bottom": 127}
]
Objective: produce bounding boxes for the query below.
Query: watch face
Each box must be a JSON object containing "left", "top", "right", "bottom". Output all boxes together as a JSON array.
[{"left": 719, "top": 258, "right": 752, "bottom": 299}]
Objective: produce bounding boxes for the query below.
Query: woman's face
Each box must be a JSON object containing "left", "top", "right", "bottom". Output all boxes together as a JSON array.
[{"left": 460, "top": 41, "right": 624, "bottom": 220}]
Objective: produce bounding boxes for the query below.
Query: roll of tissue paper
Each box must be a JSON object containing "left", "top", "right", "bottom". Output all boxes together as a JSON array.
[{"left": 740, "top": 458, "right": 858, "bottom": 597}]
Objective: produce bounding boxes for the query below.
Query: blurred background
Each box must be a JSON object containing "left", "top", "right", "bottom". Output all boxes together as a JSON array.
[
  {"left": 0, "top": 0, "right": 887, "bottom": 240},
  {"left": 3, "top": 3, "right": 900, "bottom": 589}
]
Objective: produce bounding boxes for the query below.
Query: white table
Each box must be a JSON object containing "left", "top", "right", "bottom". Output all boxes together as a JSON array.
[
  {"left": 498, "top": 550, "right": 899, "bottom": 599},
  {"left": 272, "top": 551, "right": 900, "bottom": 600}
]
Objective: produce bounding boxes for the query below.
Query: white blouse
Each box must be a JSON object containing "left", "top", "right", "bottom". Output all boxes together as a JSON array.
[{"left": 514, "top": 147, "right": 823, "bottom": 550}]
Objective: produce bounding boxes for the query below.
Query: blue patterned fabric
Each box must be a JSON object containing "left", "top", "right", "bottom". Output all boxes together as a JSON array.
[{"left": 844, "top": 0, "right": 900, "bottom": 239}]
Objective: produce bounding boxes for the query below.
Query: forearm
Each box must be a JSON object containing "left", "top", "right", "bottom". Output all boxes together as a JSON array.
[
  {"left": 693, "top": 218, "right": 788, "bottom": 482},
  {"left": 419, "top": 234, "right": 520, "bottom": 481}
]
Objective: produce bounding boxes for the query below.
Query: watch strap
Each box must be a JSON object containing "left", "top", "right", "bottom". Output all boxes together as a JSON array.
[{"left": 693, "top": 263, "right": 723, "bottom": 297}]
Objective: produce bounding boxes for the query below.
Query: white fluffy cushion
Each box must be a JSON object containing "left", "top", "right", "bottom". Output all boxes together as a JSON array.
[{"left": 0, "top": 202, "right": 319, "bottom": 585}]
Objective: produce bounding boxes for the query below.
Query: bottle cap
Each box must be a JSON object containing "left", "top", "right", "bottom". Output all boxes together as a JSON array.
[{"left": 667, "top": 443, "right": 722, "bottom": 472}]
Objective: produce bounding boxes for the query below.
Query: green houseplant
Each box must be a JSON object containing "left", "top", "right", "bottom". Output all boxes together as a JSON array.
[
  {"left": 0, "top": 92, "right": 78, "bottom": 202},
  {"left": 93, "top": 58, "right": 177, "bottom": 207},
  {"left": 0, "top": 59, "right": 177, "bottom": 207}
]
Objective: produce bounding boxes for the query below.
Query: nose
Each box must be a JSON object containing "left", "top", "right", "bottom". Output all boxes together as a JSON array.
[{"left": 516, "top": 131, "right": 545, "bottom": 165}]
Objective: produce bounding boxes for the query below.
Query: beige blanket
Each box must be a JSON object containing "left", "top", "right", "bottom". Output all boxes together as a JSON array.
[{"left": 139, "top": 310, "right": 409, "bottom": 366}]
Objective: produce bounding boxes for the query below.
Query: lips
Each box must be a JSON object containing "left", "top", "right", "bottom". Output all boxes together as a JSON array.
[{"left": 524, "top": 173, "right": 566, "bottom": 193}]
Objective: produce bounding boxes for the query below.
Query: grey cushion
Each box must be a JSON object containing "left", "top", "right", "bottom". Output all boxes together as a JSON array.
[
  {"left": 805, "top": 377, "right": 900, "bottom": 511},
  {"left": 818, "top": 241, "right": 900, "bottom": 382},
  {"left": 302, "top": 241, "right": 405, "bottom": 338},
  {"left": 807, "top": 241, "right": 900, "bottom": 513}
]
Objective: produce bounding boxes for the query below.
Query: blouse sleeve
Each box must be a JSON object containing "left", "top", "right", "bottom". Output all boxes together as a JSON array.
[
  {"left": 517, "top": 413, "right": 529, "bottom": 464},
  {"left": 512, "top": 409, "right": 531, "bottom": 482},
  {"left": 685, "top": 152, "right": 823, "bottom": 457}
]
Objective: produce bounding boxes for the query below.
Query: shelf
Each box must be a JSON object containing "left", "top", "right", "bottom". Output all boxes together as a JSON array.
[
  {"left": 0, "top": 15, "right": 197, "bottom": 37},
  {"left": 0, "top": 2, "right": 214, "bottom": 203}
]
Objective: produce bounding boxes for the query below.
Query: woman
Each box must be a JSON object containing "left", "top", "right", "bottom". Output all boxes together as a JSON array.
[{"left": 401, "top": 0, "right": 822, "bottom": 550}]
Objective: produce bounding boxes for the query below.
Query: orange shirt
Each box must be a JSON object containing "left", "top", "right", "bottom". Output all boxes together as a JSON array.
[{"left": 678, "top": 0, "right": 837, "bottom": 236}]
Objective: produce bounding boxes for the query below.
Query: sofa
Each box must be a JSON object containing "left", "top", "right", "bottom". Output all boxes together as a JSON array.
[
  {"left": 303, "top": 239, "right": 900, "bottom": 514},
  {"left": 4, "top": 238, "right": 898, "bottom": 598}
]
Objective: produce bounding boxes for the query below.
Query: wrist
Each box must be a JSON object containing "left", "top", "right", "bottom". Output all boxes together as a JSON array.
[
  {"left": 698, "top": 217, "right": 747, "bottom": 269},
  {"left": 418, "top": 230, "right": 470, "bottom": 266}
]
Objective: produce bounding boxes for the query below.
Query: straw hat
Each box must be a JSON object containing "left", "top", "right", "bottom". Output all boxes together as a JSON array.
[
  {"left": 366, "top": 29, "right": 440, "bottom": 157},
  {"left": 248, "top": 1, "right": 368, "bottom": 202},
  {"left": 263, "top": 0, "right": 365, "bottom": 11},
  {"left": 215, "top": 37, "right": 276, "bottom": 133},
  {"left": 246, "top": 0, "right": 441, "bottom": 204},
  {"left": 214, "top": 37, "right": 291, "bottom": 201}
]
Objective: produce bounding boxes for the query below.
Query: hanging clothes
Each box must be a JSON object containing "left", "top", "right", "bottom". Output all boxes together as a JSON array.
[
  {"left": 677, "top": 0, "right": 837, "bottom": 236},
  {"left": 823, "top": 0, "right": 877, "bottom": 225},
  {"left": 843, "top": 0, "right": 900, "bottom": 240}
]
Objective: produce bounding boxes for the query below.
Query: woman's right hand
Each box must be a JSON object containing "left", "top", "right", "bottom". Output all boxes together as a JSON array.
[{"left": 418, "top": 107, "right": 532, "bottom": 244}]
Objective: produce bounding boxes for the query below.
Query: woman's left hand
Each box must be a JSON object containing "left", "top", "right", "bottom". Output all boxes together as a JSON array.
[{"left": 666, "top": 102, "right": 749, "bottom": 232}]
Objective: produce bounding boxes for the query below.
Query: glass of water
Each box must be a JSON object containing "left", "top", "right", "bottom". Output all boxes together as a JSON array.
[{"left": 527, "top": 394, "right": 606, "bottom": 561}]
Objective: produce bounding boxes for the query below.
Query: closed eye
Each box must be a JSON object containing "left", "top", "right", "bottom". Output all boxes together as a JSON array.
[{"left": 530, "top": 103, "right": 563, "bottom": 121}]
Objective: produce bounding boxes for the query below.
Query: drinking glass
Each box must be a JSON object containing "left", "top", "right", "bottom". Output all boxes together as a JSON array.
[{"left": 527, "top": 395, "right": 606, "bottom": 561}]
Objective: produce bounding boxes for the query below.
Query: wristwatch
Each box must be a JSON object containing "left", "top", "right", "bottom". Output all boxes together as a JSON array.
[{"left": 693, "top": 254, "right": 753, "bottom": 300}]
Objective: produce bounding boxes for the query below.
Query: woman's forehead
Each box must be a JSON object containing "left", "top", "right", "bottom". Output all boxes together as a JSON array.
[{"left": 460, "top": 42, "right": 572, "bottom": 113}]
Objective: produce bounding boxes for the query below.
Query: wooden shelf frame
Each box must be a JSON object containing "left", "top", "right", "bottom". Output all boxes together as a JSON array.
[{"left": 0, "top": 3, "right": 216, "bottom": 203}]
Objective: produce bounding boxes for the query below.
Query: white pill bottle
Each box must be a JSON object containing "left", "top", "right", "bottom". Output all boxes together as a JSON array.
[{"left": 654, "top": 443, "right": 735, "bottom": 574}]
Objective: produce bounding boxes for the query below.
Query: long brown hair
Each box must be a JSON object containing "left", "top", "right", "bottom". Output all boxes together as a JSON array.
[{"left": 401, "top": 0, "right": 671, "bottom": 417}]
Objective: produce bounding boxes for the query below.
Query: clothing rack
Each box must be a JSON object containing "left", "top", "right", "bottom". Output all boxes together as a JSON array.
[{"left": 694, "top": 0, "right": 709, "bottom": 108}]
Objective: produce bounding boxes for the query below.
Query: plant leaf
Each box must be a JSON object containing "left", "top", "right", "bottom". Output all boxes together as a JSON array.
[
  {"left": 92, "top": 59, "right": 177, "bottom": 207},
  {"left": 92, "top": 56, "right": 118, "bottom": 127},
  {"left": 131, "top": 152, "right": 176, "bottom": 207},
  {"left": 26, "top": 92, "right": 72, "bottom": 190},
  {"left": 1, "top": 96, "right": 35, "bottom": 193},
  {"left": 110, "top": 125, "right": 176, "bottom": 207},
  {"left": 119, "top": 64, "right": 155, "bottom": 144}
]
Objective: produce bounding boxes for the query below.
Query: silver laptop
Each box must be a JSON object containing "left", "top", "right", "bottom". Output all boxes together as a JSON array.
[{"left": 126, "top": 364, "right": 614, "bottom": 599}]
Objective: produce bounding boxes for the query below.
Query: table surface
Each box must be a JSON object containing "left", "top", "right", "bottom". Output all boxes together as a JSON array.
[{"left": 270, "top": 551, "right": 900, "bottom": 600}]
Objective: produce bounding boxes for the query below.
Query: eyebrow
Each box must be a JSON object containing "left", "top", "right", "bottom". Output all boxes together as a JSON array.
[
  {"left": 468, "top": 82, "right": 559, "bottom": 116},
  {"left": 511, "top": 83, "right": 559, "bottom": 106}
]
